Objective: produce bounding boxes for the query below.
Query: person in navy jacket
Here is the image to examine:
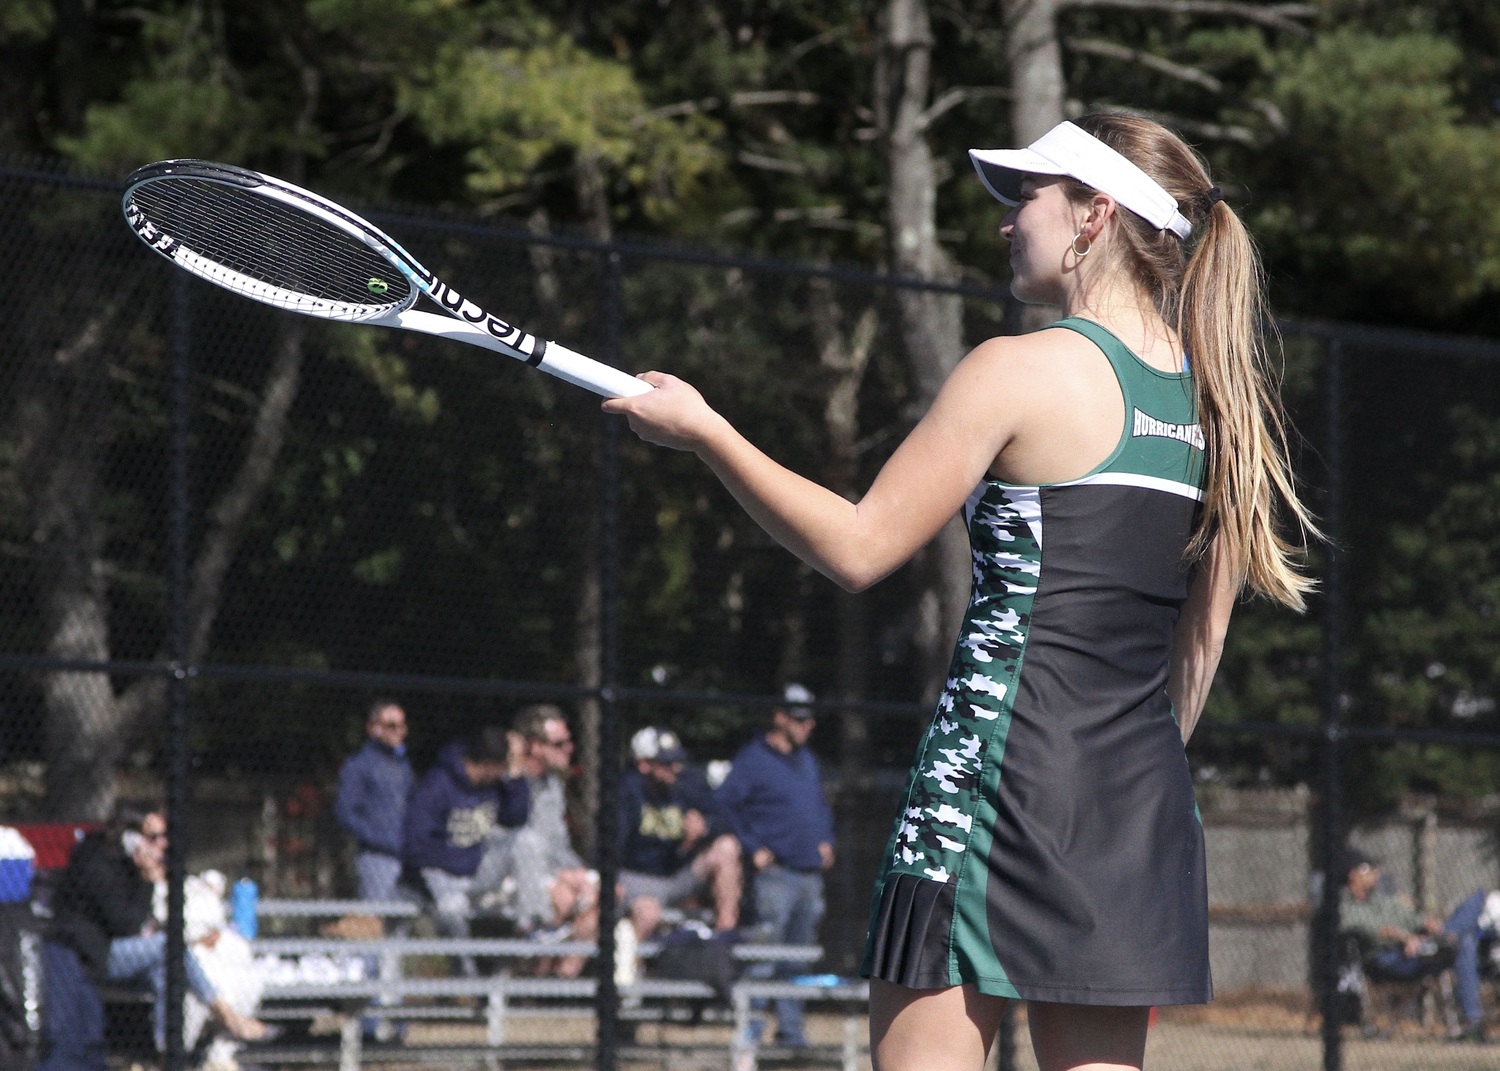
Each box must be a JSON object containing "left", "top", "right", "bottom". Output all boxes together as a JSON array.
[
  {"left": 403, "top": 726, "right": 529, "bottom": 948},
  {"left": 714, "top": 684, "right": 835, "bottom": 1048},
  {"left": 334, "top": 699, "right": 413, "bottom": 902}
]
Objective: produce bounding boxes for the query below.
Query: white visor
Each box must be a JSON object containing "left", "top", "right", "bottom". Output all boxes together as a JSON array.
[{"left": 969, "top": 121, "right": 1192, "bottom": 240}]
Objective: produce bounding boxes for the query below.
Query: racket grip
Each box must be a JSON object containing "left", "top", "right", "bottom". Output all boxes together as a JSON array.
[{"left": 538, "top": 343, "right": 652, "bottom": 398}]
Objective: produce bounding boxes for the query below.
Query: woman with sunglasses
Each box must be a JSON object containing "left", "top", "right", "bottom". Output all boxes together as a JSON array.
[{"left": 48, "top": 802, "right": 267, "bottom": 1053}]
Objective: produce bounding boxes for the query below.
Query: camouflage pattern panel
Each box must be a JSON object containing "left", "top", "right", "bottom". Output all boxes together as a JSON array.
[{"left": 883, "top": 482, "right": 1042, "bottom": 885}]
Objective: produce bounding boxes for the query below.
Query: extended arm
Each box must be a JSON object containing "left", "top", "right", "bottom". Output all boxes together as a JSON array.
[
  {"left": 1167, "top": 536, "right": 1239, "bottom": 742},
  {"left": 602, "top": 340, "right": 1037, "bottom": 591}
]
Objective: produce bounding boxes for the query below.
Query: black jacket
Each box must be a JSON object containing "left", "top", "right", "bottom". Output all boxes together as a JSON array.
[{"left": 48, "top": 832, "right": 154, "bottom": 979}]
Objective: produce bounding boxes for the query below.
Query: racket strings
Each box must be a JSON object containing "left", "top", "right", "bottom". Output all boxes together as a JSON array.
[{"left": 129, "top": 179, "right": 413, "bottom": 318}]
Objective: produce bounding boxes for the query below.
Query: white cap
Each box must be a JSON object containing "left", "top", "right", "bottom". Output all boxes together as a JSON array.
[
  {"left": 779, "top": 683, "right": 815, "bottom": 720},
  {"left": 630, "top": 726, "right": 688, "bottom": 764},
  {"left": 969, "top": 121, "right": 1192, "bottom": 240}
]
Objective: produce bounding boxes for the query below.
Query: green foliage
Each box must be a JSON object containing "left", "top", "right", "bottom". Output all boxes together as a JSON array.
[
  {"left": 62, "top": 78, "right": 271, "bottom": 170},
  {"left": 404, "top": 33, "right": 725, "bottom": 225},
  {"left": 3, "top": 0, "right": 1500, "bottom": 794},
  {"left": 0, "top": 1, "right": 50, "bottom": 39},
  {"left": 1355, "top": 404, "right": 1500, "bottom": 728},
  {"left": 1252, "top": 29, "right": 1500, "bottom": 318},
  {"left": 335, "top": 335, "right": 442, "bottom": 424}
]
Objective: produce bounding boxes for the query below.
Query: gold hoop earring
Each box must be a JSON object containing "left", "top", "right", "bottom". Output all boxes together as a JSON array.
[{"left": 1071, "top": 230, "right": 1092, "bottom": 258}]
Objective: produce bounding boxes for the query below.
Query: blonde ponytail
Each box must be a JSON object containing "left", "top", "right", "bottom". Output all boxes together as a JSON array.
[
  {"left": 1068, "top": 113, "right": 1320, "bottom": 610},
  {"left": 1179, "top": 203, "right": 1319, "bottom": 610}
]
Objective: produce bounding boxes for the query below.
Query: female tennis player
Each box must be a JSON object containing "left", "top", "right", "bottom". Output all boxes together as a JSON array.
[{"left": 604, "top": 112, "right": 1316, "bottom": 1071}]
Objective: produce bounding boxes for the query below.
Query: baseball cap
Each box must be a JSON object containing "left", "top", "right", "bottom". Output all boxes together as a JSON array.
[
  {"left": 631, "top": 726, "right": 689, "bottom": 764},
  {"left": 969, "top": 121, "right": 1192, "bottom": 240},
  {"left": 780, "top": 683, "right": 816, "bottom": 721}
]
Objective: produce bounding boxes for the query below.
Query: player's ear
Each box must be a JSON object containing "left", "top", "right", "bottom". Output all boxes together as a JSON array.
[{"left": 1081, "top": 194, "right": 1116, "bottom": 242}]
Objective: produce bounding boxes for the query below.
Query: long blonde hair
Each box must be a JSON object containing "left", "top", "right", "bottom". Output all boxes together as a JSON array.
[{"left": 1064, "top": 112, "right": 1318, "bottom": 610}]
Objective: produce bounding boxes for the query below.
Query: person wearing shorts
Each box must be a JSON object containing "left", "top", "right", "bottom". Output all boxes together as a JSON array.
[{"left": 618, "top": 726, "right": 741, "bottom": 941}]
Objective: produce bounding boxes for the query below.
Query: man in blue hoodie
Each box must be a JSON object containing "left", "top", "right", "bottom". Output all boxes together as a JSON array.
[
  {"left": 714, "top": 684, "right": 835, "bottom": 1049},
  {"left": 402, "top": 726, "right": 529, "bottom": 950},
  {"left": 334, "top": 700, "right": 414, "bottom": 903}
]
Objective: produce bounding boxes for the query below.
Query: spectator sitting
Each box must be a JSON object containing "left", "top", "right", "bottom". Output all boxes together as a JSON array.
[
  {"left": 179, "top": 870, "right": 265, "bottom": 1071},
  {"left": 402, "top": 726, "right": 529, "bottom": 961},
  {"left": 471, "top": 704, "right": 599, "bottom": 977},
  {"left": 619, "top": 727, "right": 741, "bottom": 942},
  {"left": 44, "top": 803, "right": 266, "bottom": 1063},
  {"left": 1339, "top": 849, "right": 1500, "bottom": 1042},
  {"left": 334, "top": 699, "right": 413, "bottom": 903}
]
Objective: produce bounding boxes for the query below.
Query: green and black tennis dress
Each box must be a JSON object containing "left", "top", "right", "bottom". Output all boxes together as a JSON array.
[{"left": 862, "top": 317, "right": 1212, "bottom": 1006}]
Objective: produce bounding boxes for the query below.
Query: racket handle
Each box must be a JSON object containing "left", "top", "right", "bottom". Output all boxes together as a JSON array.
[
  {"left": 388, "top": 311, "right": 651, "bottom": 397},
  {"left": 538, "top": 342, "right": 653, "bottom": 398}
]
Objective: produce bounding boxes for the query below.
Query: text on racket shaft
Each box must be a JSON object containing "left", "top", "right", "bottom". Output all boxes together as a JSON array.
[{"left": 420, "top": 272, "right": 543, "bottom": 362}]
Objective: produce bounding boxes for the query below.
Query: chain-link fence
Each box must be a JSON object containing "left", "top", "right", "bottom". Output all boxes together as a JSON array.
[{"left": 1, "top": 160, "right": 1498, "bottom": 1071}]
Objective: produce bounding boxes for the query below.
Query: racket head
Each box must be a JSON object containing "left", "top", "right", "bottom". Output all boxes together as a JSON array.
[{"left": 122, "top": 159, "right": 420, "bottom": 322}]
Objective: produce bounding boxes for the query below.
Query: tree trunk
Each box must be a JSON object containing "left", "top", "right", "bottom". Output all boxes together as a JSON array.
[
  {"left": 16, "top": 313, "right": 120, "bottom": 820},
  {"left": 1002, "top": 0, "right": 1068, "bottom": 144},
  {"left": 18, "top": 309, "right": 306, "bottom": 819},
  {"left": 568, "top": 149, "right": 615, "bottom": 858},
  {"left": 1002, "top": 0, "right": 1069, "bottom": 331},
  {"left": 878, "top": 0, "right": 971, "bottom": 702},
  {"left": 117, "top": 324, "right": 308, "bottom": 729},
  {"left": 49, "top": 0, "right": 93, "bottom": 135},
  {"left": 808, "top": 278, "right": 879, "bottom": 778}
]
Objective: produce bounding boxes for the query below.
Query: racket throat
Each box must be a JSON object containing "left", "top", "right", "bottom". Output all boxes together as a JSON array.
[{"left": 425, "top": 280, "right": 545, "bottom": 366}]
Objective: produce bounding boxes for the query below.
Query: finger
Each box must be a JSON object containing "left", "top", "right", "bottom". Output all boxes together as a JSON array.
[{"left": 601, "top": 371, "right": 669, "bottom": 412}]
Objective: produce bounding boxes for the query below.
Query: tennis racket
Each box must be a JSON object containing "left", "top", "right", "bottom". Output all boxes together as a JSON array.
[{"left": 121, "top": 159, "right": 651, "bottom": 398}]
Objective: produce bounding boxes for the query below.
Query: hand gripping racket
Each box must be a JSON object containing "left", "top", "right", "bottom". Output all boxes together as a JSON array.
[{"left": 121, "top": 159, "right": 651, "bottom": 398}]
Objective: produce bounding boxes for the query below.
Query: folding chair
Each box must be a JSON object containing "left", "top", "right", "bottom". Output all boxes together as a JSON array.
[{"left": 1341, "top": 930, "right": 1460, "bottom": 1038}]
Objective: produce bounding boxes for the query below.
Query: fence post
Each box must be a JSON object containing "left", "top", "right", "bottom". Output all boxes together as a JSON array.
[
  {"left": 1316, "top": 339, "right": 1345, "bottom": 1071},
  {"left": 164, "top": 271, "right": 194, "bottom": 1071},
  {"left": 595, "top": 248, "right": 626, "bottom": 1071}
]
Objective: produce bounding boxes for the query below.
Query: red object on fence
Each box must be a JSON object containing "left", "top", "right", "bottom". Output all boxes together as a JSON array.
[{"left": 12, "top": 822, "right": 98, "bottom": 871}]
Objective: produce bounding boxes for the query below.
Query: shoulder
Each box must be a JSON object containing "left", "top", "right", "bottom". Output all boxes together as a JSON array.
[
  {"left": 720, "top": 742, "right": 761, "bottom": 776},
  {"left": 65, "top": 836, "right": 111, "bottom": 878},
  {"left": 925, "top": 328, "right": 1114, "bottom": 430},
  {"left": 959, "top": 327, "right": 1112, "bottom": 387}
]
